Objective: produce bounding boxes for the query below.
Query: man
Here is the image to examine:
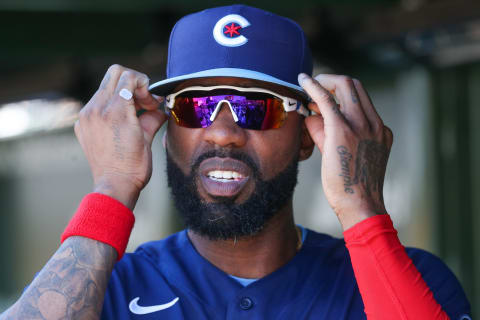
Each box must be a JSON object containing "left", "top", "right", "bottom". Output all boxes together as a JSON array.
[{"left": 1, "top": 4, "right": 471, "bottom": 320}]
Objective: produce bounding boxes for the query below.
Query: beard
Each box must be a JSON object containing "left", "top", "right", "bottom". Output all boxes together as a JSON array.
[{"left": 166, "top": 148, "right": 299, "bottom": 240}]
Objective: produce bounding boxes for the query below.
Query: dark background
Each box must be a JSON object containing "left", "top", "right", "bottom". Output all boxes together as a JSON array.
[{"left": 0, "top": 0, "right": 479, "bottom": 316}]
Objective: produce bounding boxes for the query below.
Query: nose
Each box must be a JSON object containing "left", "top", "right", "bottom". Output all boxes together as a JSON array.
[{"left": 204, "top": 102, "right": 247, "bottom": 148}]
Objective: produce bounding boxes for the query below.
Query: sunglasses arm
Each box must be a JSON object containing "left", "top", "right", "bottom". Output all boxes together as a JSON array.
[{"left": 284, "top": 97, "right": 310, "bottom": 117}]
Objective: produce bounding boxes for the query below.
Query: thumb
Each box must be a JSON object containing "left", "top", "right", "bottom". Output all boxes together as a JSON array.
[{"left": 139, "top": 110, "right": 167, "bottom": 145}]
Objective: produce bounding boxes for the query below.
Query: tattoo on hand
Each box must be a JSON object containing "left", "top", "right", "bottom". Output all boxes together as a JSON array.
[
  {"left": 112, "top": 121, "right": 125, "bottom": 161},
  {"left": 353, "top": 140, "right": 388, "bottom": 196},
  {"left": 337, "top": 146, "right": 354, "bottom": 194},
  {"left": 337, "top": 140, "right": 388, "bottom": 196}
]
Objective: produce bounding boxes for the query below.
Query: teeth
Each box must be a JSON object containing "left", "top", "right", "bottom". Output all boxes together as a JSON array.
[{"left": 207, "top": 170, "right": 244, "bottom": 180}]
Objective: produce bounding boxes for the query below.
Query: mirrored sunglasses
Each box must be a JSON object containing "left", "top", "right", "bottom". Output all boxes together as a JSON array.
[{"left": 165, "top": 85, "right": 309, "bottom": 130}]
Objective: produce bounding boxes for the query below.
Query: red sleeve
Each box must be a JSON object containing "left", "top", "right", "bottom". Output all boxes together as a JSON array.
[{"left": 343, "top": 214, "right": 449, "bottom": 319}]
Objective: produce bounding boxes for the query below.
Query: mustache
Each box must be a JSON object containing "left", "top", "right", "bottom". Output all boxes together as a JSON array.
[{"left": 191, "top": 149, "right": 260, "bottom": 179}]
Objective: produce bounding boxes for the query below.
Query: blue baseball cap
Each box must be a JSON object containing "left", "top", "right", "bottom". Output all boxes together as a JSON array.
[{"left": 149, "top": 4, "right": 313, "bottom": 99}]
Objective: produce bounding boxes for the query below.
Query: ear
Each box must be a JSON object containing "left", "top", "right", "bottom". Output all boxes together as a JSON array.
[{"left": 299, "top": 120, "right": 314, "bottom": 161}]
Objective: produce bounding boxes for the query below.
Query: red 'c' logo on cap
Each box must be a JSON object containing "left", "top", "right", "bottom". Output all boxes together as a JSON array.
[{"left": 224, "top": 23, "right": 242, "bottom": 37}]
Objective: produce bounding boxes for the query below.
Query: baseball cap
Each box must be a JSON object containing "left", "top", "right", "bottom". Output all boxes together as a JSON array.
[{"left": 149, "top": 4, "right": 313, "bottom": 99}]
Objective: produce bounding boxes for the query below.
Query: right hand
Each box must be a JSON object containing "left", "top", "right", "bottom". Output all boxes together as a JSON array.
[
  {"left": 298, "top": 74, "right": 393, "bottom": 230},
  {"left": 74, "top": 64, "right": 167, "bottom": 210}
]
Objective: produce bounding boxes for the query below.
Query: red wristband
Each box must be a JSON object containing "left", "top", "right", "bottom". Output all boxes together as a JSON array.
[{"left": 61, "top": 193, "right": 135, "bottom": 260}]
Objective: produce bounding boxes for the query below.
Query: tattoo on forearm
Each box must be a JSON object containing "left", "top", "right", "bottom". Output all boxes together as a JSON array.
[
  {"left": 337, "top": 146, "right": 354, "bottom": 194},
  {"left": 4, "top": 237, "right": 116, "bottom": 320},
  {"left": 337, "top": 140, "right": 388, "bottom": 196}
]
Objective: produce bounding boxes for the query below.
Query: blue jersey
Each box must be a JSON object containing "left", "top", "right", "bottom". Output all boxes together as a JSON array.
[{"left": 102, "top": 229, "right": 471, "bottom": 319}]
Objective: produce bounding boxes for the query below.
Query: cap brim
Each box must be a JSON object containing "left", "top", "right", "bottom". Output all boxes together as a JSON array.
[{"left": 148, "top": 68, "right": 308, "bottom": 100}]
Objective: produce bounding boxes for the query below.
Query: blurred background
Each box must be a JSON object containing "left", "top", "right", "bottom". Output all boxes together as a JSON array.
[{"left": 0, "top": 0, "right": 478, "bottom": 316}]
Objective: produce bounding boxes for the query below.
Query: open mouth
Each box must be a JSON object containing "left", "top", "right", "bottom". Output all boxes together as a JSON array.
[
  {"left": 199, "top": 157, "right": 252, "bottom": 197},
  {"left": 206, "top": 170, "right": 245, "bottom": 182}
]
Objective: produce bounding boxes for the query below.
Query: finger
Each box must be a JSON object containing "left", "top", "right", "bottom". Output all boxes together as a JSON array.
[
  {"left": 82, "top": 65, "right": 123, "bottom": 116},
  {"left": 99, "top": 64, "right": 125, "bottom": 94},
  {"left": 298, "top": 73, "right": 346, "bottom": 128},
  {"left": 139, "top": 110, "right": 168, "bottom": 146},
  {"left": 152, "top": 94, "right": 164, "bottom": 104},
  {"left": 307, "top": 101, "right": 320, "bottom": 114},
  {"left": 134, "top": 86, "right": 162, "bottom": 111},
  {"left": 352, "top": 79, "right": 383, "bottom": 132},
  {"left": 313, "top": 74, "right": 370, "bottom": 132},
  {"left": 107, "top": 70, "right": 150, "bottom": 118}
]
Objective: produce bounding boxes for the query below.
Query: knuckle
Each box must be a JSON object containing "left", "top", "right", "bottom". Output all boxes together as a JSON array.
[
  {"left": 138, "top": 71, "right": 148, "bottom": 80},
  {"left": 319, "top": 91, "right": 335, "bottom": 104},
  {"left": 120, "top": 70, "right": 137, "bottom": 83},
  {"left": 370, "top": 117, "right": 384, "bottom": 133},
  {"left": 78, "top": 107, "right": 89, "bottom": 119},
  {"left": 304, "top": 75, "right": 318, "bottom": 87},
  {"left": 357, "top": 121, "right": 371, "bottom": 133},
  {"left": 100, "top": 108, "right": 111, "bottom": 120},
  {"left": 371, "top": 122, "right": 383, "bottom": 135},
  {"left": 384, "top": 125, "right": 393, "bottom": 138},
  {"left": 93, "top": 88, "right": 107, "bottom": 99},
  {"left": 339, "top": 75, "right": 353, "bottom": 83},
  {"left": 107, "top": 64, "right": 123, "bottom": 74},
  {"left": 383, "top": 125, "right": 394, "bottom": 145}
]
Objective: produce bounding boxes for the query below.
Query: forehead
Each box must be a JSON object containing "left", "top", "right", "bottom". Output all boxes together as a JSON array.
[{"left": 173, "top": 77, "right": 302, "bottom": 100}]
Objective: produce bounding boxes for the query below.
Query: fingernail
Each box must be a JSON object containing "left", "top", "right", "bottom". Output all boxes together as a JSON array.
[
  {"left": 139, "top": 76, "right": 150, "bottom": 87},
  {"left": 298, "top": 73, "right": 309, "bottom": 83},
  {"left": 152, "top": 94, "right": 164, "bottom": 103}
]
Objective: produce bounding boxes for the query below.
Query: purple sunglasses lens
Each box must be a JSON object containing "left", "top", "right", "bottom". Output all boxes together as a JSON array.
[
  {"left": 171, "top": 90, "right": 286, "bottom": 130},
  {"left": 192, "top": 95, "right": 267, "bottom": 129}
]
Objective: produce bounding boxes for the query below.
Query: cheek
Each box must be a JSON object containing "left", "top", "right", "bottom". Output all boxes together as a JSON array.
[
  {"left": 166, "top": 122, "right": 202, "bottom": 175},
  {"left": 250, "top": 117, "right": 302, "bottom": 180}
]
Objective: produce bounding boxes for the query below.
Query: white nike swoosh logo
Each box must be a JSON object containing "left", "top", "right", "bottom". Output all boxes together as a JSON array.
[{"left": 129, "top": 297, "right": 179, "bottom": 315}]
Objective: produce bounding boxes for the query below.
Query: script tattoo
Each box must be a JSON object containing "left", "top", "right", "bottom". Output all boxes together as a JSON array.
[
  {"left": 337, "top": 146, "right": 354, "bottom": 194},
  {"left": 337, "top": 140, "right": 388, "bottom": 196},
  {"left": 352, "top": 140, "right": 388, "bottom": 196},
  {"left": 2, "top": 237, "right": 116, "bottom": 320}
]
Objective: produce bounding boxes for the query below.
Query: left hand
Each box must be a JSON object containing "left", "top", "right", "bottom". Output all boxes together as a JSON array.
[{"left": 298, "top": 74, "right": 394, "bottom": 230}]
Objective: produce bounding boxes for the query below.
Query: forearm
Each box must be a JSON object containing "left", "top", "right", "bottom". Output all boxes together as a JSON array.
[
  {"left": 2, "top": 237, "right": 116, "bottom": 320},
  {"left": 344, "top": 214, "right": 448, "bottom": 319}
]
